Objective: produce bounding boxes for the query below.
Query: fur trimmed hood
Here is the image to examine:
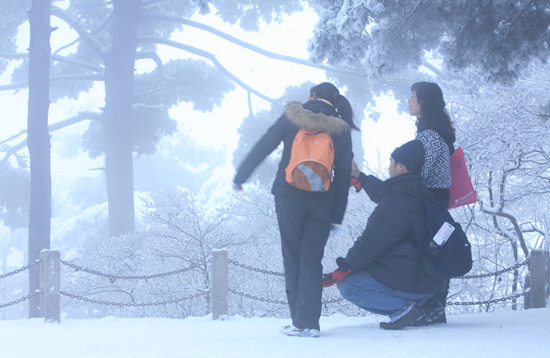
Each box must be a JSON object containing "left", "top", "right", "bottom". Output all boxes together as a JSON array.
[{"left": 285, "top": 101, "right": 350, "bottom": 136}]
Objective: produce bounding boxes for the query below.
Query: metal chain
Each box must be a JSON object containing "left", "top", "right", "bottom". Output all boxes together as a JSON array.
[
  {"left": 228, "top": 259, "right": 285, "bottom": 277},
  {"left": 322, "top": 297, "right": 345, "bottom": 304},
  {"left": 60, "top": 260, "right": 196, "bottom": 281},
  {"left": 458, "top": 258, "right": 530, "bottom": 279},
  {"left": 229, "top": 258, "right": 530, "bottom": 281},
  {"left": 0, "top": 260, "right": 41, "bottom": 280},
  {"left": 0, "top": 257, "right": 531, "bottom": 311},
  {"left": 229, "top": 288, "right": 345, "bottom": 305},
  {"left": 447, "top": 290, "right": 530, "bottom": 306},
  {"left": 229, "top": 288, "right": 288, "bottom": 305},
  {"left": 230, "top": 287, "right": 528, "bottom": 307},
  {"left": 59, "top": 290, "right": 208, "bottom": 307},
  {"left": 0, "top": 290, "right": 41, "bottom": 309}
]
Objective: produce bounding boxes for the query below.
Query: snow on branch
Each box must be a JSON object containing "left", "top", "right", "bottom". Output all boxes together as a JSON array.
[
  {"left": 51, "top": 5, "right": 104, "bottom": 56},
  {"left": 141, "top": 14, "right": 367, "bottom": 78},
  {"left": 1, "top": 111, "right": 101, "bottom": 163},
  {"left": 139, "top": 36, "right": 275, "bottom": 103},
  {"left": 0, "top": 52, "right": 104, "bottom": 73},
  {"left": 0, "top": 74, "right": 103, "bottom": 92}
]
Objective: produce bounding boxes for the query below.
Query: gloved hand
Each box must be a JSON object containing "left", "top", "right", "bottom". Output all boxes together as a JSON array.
[
  {"left": 329, "top": 223, "right": 341, "bottom": 236},
  {"left": 232, "top": 182, "right": 243, "bottom": 193},
  {"left": 350, "top": 177, "right": 362, "bottom": 192},
  {"left": 322, "top": 268, "right": 351, "bottom": 287}
]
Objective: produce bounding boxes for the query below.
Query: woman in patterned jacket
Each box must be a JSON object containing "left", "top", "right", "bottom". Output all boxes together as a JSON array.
[
  {"left": 409, "top": 81, "right": 456, "bottom": 209},
  {"left": 408, "top": 81, "right": 456, "bottom": 326}
]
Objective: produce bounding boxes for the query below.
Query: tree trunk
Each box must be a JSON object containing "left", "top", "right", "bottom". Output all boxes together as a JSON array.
[
  {"left": 27, "top": 0, "right": 52, "bottom": 318},
  {"left": 103, "top": 0, "right": 140, "bottom": 237}
]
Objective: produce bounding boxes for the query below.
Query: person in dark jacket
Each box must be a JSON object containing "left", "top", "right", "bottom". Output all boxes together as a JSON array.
[
  {"left": 323, "top": 140, "right": 447, "bottom": 330},
  {"left": 346, "top": 82, "right": 457, "bottom": 326},
  {"left": 233, "top": 82, "right": 357, "bottom": 337}
]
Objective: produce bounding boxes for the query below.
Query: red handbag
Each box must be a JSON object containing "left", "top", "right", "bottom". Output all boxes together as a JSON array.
[{"left": 448, "top": 147, "right": 477, "bottom": 209}]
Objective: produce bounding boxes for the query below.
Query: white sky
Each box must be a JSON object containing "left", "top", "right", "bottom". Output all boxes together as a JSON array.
[{"left": 1, "top": 308, "right": 549, "bottom": 357}]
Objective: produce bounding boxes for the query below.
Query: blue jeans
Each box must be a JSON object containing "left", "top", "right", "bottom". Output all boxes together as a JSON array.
[{"left": 338, "top": 270, "right": 433, "bottom": 320}]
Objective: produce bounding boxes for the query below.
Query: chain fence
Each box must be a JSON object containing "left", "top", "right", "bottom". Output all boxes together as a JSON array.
[
  {"left": 228, "top": 259, "right": 284, "bottom": 277},
  {"left": 0, "top": 253, "right": 538, "bottom": 318},
  {"left": 60, "top": 290, "right": 208, "bottom": 307},
  {"left": 228, "top": 257, "right": 532, "bottom": 307},
  {"left": 460, "top": 258, "right": 530, "bottom": 279},
  {"left": 60, "top": 259, "right": 196, "bottom": 282},
  {"left": 447, "top": 290, "right": 530, "bottom": 306},
  {"left": 59, "top": 260, "right": 207, "bottom": 308},
  {"left": 0, "top": 260, "right": 41, "bottom": 309},
  {"left": 0, "top": 290, "right": 41, "bottom": 309},
  {"left": 0, "top": 260, "right": 40, "bottom": 280},
  {"left": 0, "top": 258, "right": 208, "bottom": 315}
]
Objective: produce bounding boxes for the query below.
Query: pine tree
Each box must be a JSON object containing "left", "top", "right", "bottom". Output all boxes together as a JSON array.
[
  {"left": 0, "top": 0, "right": 304, "bottom": 237},
  {"left": 308, "top": 0, "right": 550, "bottom": 83}
]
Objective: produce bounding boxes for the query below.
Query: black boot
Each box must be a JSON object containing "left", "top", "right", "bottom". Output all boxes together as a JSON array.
[
  {"left": 413, "top": 298, "right": 447, "bottom": 327},
  {"left": 379, "top": 303, "right": 425, "bottom": 330}
]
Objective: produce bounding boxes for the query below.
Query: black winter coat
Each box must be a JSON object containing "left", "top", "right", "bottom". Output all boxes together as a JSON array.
[
  {"left": 343, "top": 172, "right": 447, "bottom": 294},
  {"left": 233, "top": 100, "right": 353, "bottom": 224}
]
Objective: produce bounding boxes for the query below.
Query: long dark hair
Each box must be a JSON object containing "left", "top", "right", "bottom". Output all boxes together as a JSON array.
[
  {"left": 310, "top": 82, "right": 359, "bottom": 130},
  {"left": 411, "top": 82, "right": 455, "bottom": 148}
]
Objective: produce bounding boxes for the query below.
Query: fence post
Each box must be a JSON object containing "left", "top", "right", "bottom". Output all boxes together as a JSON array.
[
  {"left": 39, "top": 250, "right": 60, "bottom": 322},
  {"left": 211, "top": 249, "right": 228, "bottom": 320},
  {"left": 529, "top": 249, "right": 549, "bottom": 309}
]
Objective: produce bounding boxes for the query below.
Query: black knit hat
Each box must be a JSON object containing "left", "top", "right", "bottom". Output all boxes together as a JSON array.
[{"left": 391, "top": 140, "right": 425, "bottom": 172}]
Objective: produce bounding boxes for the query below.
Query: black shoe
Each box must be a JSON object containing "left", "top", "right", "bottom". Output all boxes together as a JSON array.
[
  {"left": 380, "top": 303, "right": 425, "bottom": 330},
  {"left": 413, "top": 299, "right": 447, "bottom": 327}
]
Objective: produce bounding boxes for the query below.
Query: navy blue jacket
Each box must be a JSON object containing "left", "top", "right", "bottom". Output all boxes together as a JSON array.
[
  {"left": 234, "top": 100, "right": 353, "bottom": 224},
  {"left": 342, "top": 172, "right": 447, "bottom": 294}
]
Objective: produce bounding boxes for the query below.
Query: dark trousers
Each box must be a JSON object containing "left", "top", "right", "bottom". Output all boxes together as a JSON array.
[{"left": 274, "top": 193, "right": 332, "bottom": 330}]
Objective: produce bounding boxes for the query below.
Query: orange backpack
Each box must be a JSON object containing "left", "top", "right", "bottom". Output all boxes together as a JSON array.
[{"left": 285, "top": 128, "right": 334, "bottom": 192}]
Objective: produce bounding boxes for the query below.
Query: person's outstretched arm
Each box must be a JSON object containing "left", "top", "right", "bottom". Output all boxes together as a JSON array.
[{"left": 233, "top": 115, "right": 287, "bottom": 187}]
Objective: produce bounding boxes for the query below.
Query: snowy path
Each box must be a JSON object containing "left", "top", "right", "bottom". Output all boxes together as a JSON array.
[{"left": 1, "top": 308, "right": 549, "bottom": 358}]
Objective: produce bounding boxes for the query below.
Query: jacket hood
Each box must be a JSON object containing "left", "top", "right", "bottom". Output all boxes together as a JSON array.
[{"left": 285, "top": 101, "right": 350, "bottom": 136}]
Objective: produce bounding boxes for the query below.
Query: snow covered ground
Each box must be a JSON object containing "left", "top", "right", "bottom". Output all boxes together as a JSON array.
[{"left": 2, "top": 308, "right": 549, "bottom": 358}]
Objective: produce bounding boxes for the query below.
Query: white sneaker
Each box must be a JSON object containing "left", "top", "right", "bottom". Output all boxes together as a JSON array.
[{"left": 279, "top": 325, "right": 320, "bottom": 338}]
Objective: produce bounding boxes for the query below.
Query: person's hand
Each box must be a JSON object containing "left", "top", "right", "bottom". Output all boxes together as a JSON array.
[
  {"left": 322, "top": 268, "right": 351, "bottom": 287},
  {"left": 329, "top": 223, "right": 341, "bottom": 236},
  {"left": 350, "top": 177, "right": 362, "bottom": 192},
  {"left": 232, "top": 182, "right": 243, "bottom": 193},
  {"left": 351, "top": 159, "right": 361, "bottom": 178}
]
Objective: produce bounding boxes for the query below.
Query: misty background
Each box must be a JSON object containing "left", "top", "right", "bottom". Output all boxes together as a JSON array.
[{"left": 0, "top": 1, "right": 548, "bottom": 320}]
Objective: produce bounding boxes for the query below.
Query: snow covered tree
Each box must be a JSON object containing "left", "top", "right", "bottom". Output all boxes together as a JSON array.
[
  {"left": 459, "top": 61, "right": 549, "bottom": 244},
  {"left": 0, "top": 0, "right": 304, "bottom": 237},
  {"left": 307, "top": 0, "right": 550, "bottom": 83},
  {"left": 62, "top": 188, "right": 265, "bottom": 319},
  {"left": 435, "top": 61, "right": 550, "bottom": 310}
]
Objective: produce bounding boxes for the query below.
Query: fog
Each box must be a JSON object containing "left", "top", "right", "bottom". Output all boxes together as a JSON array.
[{"left": 0, "top": 0, "right": 548, "bottom": 333}]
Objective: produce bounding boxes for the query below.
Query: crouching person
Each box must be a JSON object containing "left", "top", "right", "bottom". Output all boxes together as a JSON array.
[{"left": 323, "top": 140, "right": 447, "bottom": 330}]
